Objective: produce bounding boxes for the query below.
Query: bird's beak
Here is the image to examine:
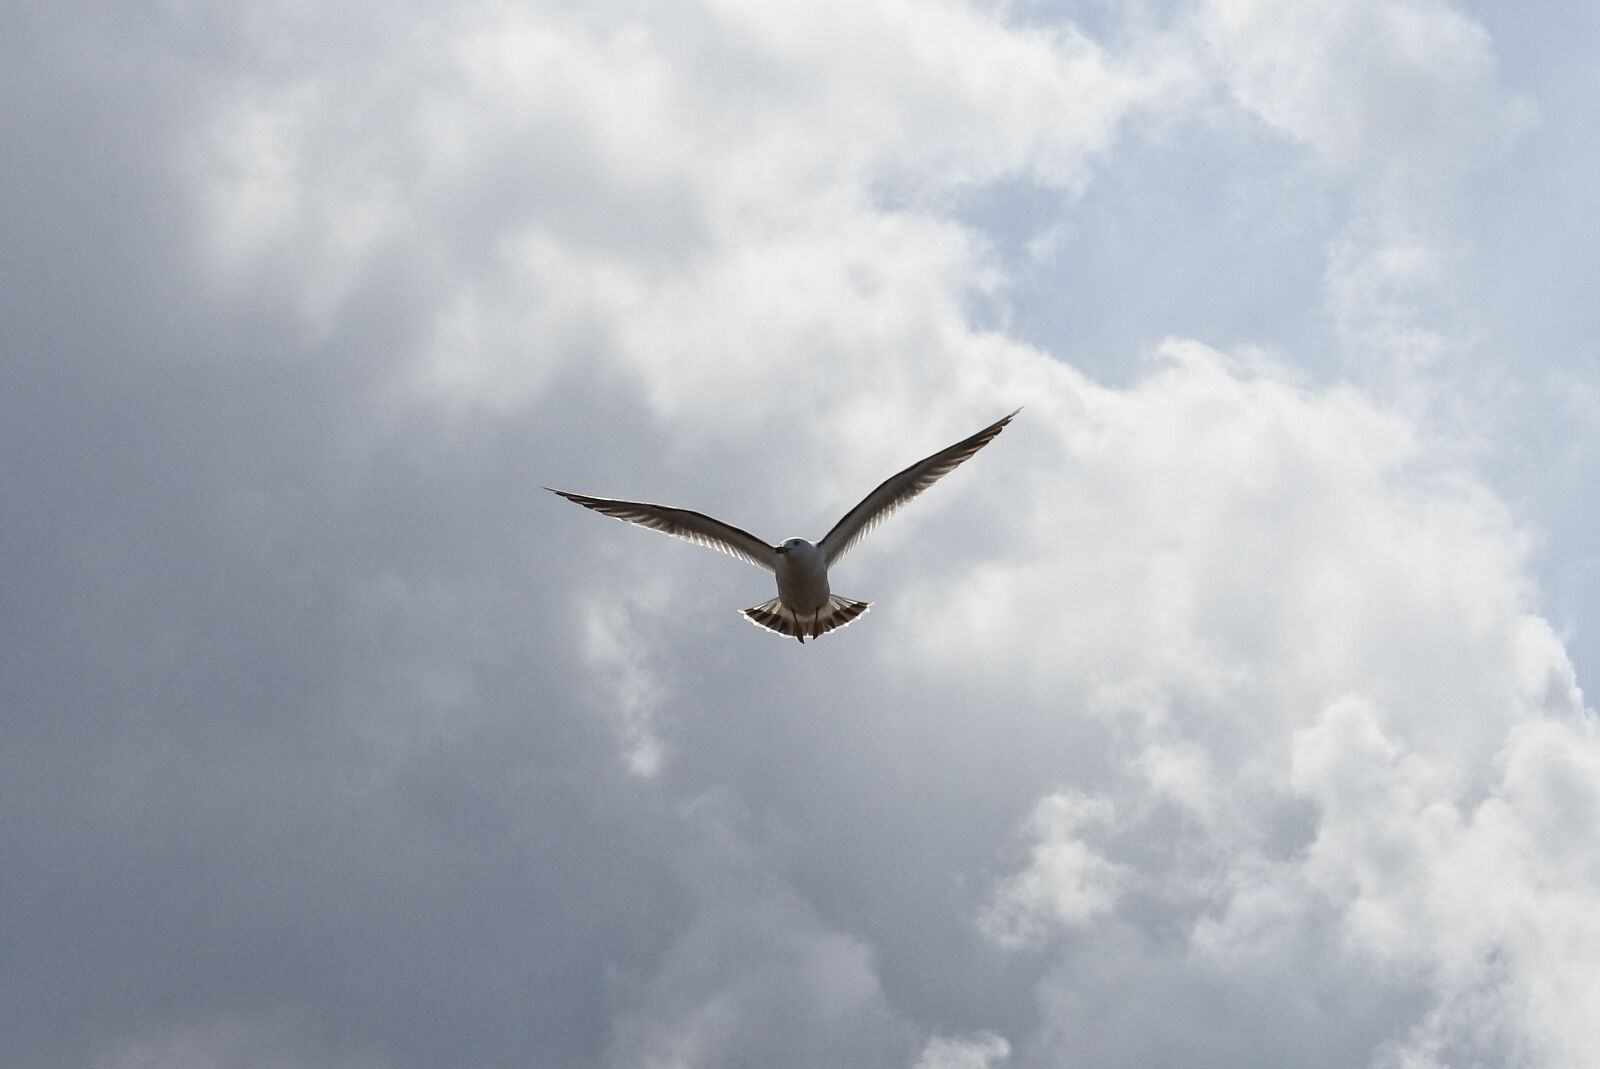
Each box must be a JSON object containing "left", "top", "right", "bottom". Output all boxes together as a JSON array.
[{"left": 774, "top": 545, "right": 787, "bottom": 555}]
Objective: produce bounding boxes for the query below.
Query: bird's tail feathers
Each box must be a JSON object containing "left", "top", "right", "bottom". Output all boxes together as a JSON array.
[{"left": 741, "top": 595, "right": 871, "bottom": 643}]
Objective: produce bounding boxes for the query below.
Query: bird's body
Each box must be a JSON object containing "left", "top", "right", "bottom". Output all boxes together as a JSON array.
[
  {"left": 549, "top": 409, "right": 1017, "bottom": 642},
  {"left": 774, "top": 539, "right": 828, "bottom": 614}
]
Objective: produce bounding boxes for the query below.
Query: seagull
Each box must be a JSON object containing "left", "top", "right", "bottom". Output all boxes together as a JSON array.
[{"left": 548, "top": 409, "right": 1018, "bottom": 643}]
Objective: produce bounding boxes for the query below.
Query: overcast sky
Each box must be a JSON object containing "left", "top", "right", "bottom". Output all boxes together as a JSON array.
[{"left": 5, "top": 1, "right": 1600, "bottom": 1067}]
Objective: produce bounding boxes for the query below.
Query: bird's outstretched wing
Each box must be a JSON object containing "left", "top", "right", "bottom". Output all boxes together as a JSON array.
[
  {"left": 818, "top": 409, "right": 1018, "bottom": 567},
  {"left": 546, "top": 488, "right": 778, "bottom": 572}
]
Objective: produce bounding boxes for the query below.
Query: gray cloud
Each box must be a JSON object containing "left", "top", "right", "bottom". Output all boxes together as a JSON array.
[{"left": 5, "top": 2, "right": 1598, "bottom": 1068}]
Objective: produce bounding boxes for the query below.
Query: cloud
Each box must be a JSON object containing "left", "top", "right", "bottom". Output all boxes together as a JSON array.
[
  {"left": 910, "top": 345, "right": 1596, "bottom": 1065},
  {"left": 1191, "top": 0, "right": 1537, "bottom": 410},
  {"left": 93, "top": 1018, "right": 385, "bottom": 1069},
  {"left": 981, "top": 792, "right": 1128, "bottom": 947},
  {"left": 5, "top": 1, "right": 1596, "bottom": 1068},
  {"left": 601, "top": 794, "right": 909, "bottom": 1068},
  {"left": 1199, "top": 0, "right": 1533, "bottom": 185},
  {"left": 186, "top": 0, "right": 1179, "bottom": 419},
  {"left": 914, "top": 1030, "right": 1012, "bottom": 1069}
]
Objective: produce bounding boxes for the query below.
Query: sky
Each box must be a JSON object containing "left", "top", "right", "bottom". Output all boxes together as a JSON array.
[{"left": 4, "top": 1, "right": 1600, "bottom": 1067}]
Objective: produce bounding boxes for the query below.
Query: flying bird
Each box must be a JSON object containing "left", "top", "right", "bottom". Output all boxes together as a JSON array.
[{"left": 548, "top": 408, "right": 1018, "bottom": 643}]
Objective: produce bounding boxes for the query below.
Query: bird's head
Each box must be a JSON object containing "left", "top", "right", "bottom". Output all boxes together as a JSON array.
[{"left": 775, "top": 538, "right": 812, "bottom": 555}]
